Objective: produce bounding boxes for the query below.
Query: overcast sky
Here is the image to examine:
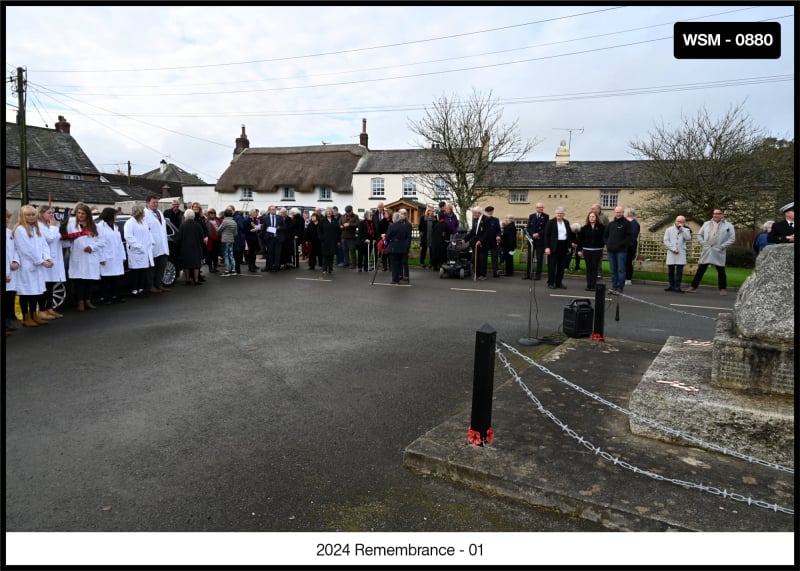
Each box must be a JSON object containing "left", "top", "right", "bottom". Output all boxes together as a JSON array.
[{"left": 5, "top": 4, "right": 795, "bottom": 185}]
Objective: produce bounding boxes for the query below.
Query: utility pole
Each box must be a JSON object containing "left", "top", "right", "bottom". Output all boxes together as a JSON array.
[{"left": 12, "top": 67, "right": 28, "bottom": 205}]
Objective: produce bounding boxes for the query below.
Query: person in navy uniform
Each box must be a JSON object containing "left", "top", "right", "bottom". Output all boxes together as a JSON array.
[
  {"left": 768, "top": 202, "right": 795, "bottom": 245},
  {"left": 483, "top": 206, "right": 502, "bottom": 277},
  {"left": 523, "top": 202, "right": 548, "bottom": 280}
]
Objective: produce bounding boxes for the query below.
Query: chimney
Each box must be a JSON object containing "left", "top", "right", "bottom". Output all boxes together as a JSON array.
[
  {"left": 359, "top": 118, "right": 369, "bottom": 149},
  {"left": 159, "top": 159, "right": 168, "bottom": 174},
  {"left": 55, "top": 115, "right": 71, "bottom": 135},
  {"left": 555, "top": 140, "right": 570, "bottom": 166},
  {"left": 234, "top": 124, "right": 250, "bottom": 157},
  {"left": 480, "top": 131, "right": 490, "bottom": 161}
]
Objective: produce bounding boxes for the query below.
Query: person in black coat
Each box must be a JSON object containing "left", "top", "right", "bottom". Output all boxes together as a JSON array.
[
  {"left": 317, "top": 207, "right": 340, "bottom": 276},
  {"left": 430, "top": 216, "right": 451, "bottom": 271},
  {"left": 385, "top": 212, "right": 411, "bottom": 284},
  {"left": 465, "top": 206, "right": 491, "bottom": 280},
  {"left": 543, "top": 206, "right": 576, "bottom": 289},
  {"left": 523, "top": 202, "right": 549, "bottom": 280},
  {"left": 282, "top": 209, "right": 303, "bottom": 269},
  {"left": 175, "top": 209, "right": 205, "bottom": 285},
  {"left": 259, "top": 205, "right": 285, "bottom": 272},
  {"left": 483, "top": 206, "right": 502, "bottom": 277},
  {"left": 768, "top": 202, "right": 795, "bottom": 244},
  {"left": 373, "top": 203, "right": 391, "bottom": 271},
  {"left": 244, "top": 209, "right": 261, "bottom": 272},
  {"left": 576, "top": 212, "right": 605, "bottom": 290},
  {"left": 304, "top": 212, "right": 322, "bottom": 270},
  {"left": 356, "top": 210, "right": 377, "bottom": 272},
  {"left": 500, "top": 215, "right": 517, "bottom": 276}
]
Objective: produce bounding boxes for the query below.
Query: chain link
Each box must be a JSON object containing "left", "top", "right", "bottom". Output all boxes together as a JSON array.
[
  {"left": 494, "top": 346, "right": 794, "bottom": 516},
  {"left": 613, "top": 291, "right": 719, "bottom": 320}
]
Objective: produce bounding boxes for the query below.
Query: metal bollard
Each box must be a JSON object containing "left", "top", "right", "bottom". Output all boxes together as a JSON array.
[
  {"left": 592, "top": 283, "right": 606, "bottom": 341},
  {"left": 467, "top": 323, "right": 496, "bottom": 446}
]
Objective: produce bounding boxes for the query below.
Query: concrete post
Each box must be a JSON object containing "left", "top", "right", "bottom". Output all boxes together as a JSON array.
[{"left": 468, "top": 323, "right": 496, "bottom": 446}]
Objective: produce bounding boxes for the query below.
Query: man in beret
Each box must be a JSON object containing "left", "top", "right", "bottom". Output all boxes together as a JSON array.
[
  {"left": 768, "top": 202, "right": 795, "bottom": 244},
  {"left": 483, "top": 206, "right": 502, "bottom": 277}
]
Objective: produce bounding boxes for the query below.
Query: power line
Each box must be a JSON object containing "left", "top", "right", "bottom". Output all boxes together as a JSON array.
[{"left": 30, "top": 7, "right": 625, "bottom": 73}]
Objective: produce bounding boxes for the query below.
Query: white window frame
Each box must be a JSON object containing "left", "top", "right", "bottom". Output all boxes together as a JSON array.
[
  {"left": 402, "top": 178, "right": 417, "bottom": 197},
  {"left": 281, "top": 186, "right": 295, "bottom": 201},
  {"left": 600, "top": 190, "right": 619, "bottom": 209},
  {"left": 239, "top": 186, "right": 253, "bottom": 200},
  {"left": 63, "top": 174, "right": 81, "bottom": 180},
  {"left": 509, "top": 190, "right": 529, "bottom": 204},
  {"left": 371, "top": 178, "right": 385, "bottom": 198},
  {"left": 433, "top": 177, "right": 449, "bottom": 200},
  {"left": 317, "top": 186, "right": 332, "bottom": 201}
]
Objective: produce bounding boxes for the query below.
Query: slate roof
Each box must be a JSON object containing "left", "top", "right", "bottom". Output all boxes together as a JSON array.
[
  {"left": 100, "top": 172, "right": 188, "bottom": 196},
  {"left": 6, "top": 177, "right": 153, "bottom": 206},
  {"left": 353, "top": 148, "right": 459, "bottom": 174},
  {"left": 139, "top": 162, "right": 207, "bottom": 185},
  {"left": 479, "top": 160, "right": 654, "bottom": 189},
  {"left": 215, "top": 144, "right": 366, "bottom": 194},
  {"left": 5, "top": 122, "right": 99, "bottom": 175}
]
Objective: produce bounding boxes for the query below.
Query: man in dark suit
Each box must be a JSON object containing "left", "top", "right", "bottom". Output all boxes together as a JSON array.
[
  {"left": 523, "top": 202, "right": 548, "bottom": 280},
  {"left": 259, "top": 205, "right": 285, "bottom": 272},
  {"left": 543, "top": 206, "right": 575, "bottom": 289},
  {"left": 373, "top": 202, "right": 390, "bottom": 271},
  {"left": 768, "top": 202, "right": 795, "bottom": 245},
  {"left": 466, "top": 206, "right": 490, "bottom": 280},
  {"left": 483, "top": 206, "right": 502, "bottom": 277}
]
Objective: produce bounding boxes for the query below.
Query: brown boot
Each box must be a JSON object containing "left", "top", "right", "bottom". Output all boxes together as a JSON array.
[
  {"left": 22, "top": 312, "right": 40, "bottom": 327},
  {"left": 46, "top": 309, "right": 64, "bottom": 319},
  {"left": 32, "top": 312, "right": 50, "bottom": 325},
  {"left": 37, "top": 311, "right": 56, "bottom": 321},
  {"left": 85, "top": 300, "right": 97, "bottom": 310}
]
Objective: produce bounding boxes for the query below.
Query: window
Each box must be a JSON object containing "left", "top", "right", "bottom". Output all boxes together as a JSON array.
[
  {"left": 63, "top": 174, "right": 80, "bottom": 180},
  {"left": 433, "top": 177, "right": 448, "bottom": 199},
  {"left": 239, "top": 187, "right": 253, "bottom": 200},
  {"left": 281, "top": 186, "right": 295, "bottom": 200},
  {"left": 371, "top": 178, "right": 385, "bottom": 198},
  {"left": 402, "top": 178, "right": 417, "bottom": 197},
  {"left": 509, "top": 190, "right": 528, "bottom": 204},
  {"left": 110, "top": 186, "right": 129, "bottom": 197},
  {"left": 317, "top": 186, "right": 332, "bottom": 201},
  {"left": 600, "top": 190, "right": 619, "bottom": 209}
]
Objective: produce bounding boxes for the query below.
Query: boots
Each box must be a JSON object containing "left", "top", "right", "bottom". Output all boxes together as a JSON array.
[
  {"left": 23, "top": 312, "right": 41, "bottom": 327},
  {"left": 85, "top": 300, "right": 97, "bottom": 310},
  {"left": 47, "top": 309, "right": 64, "bottom": 318},
  {"left": 37, "top": 310, "right": 56, "bottom": 321},
  {"left": 32, "top": 311, "right": 50, "bottom": 325}
]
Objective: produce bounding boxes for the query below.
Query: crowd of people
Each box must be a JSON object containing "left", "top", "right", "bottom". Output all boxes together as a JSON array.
[{"left": 6, "top": 197, "right": 794, "bottom": 337}]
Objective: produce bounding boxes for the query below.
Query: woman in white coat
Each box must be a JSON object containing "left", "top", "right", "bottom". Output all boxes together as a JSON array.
[
  {"left": 5, "top": 208, "right": 21, "bottom": 334},
  {"left": 13, "top": 204, "right": 53, "bottom": 327},
  {"left": 96, "top": 207, "right": 127, "bottom": 304},
  {"left": 124, "top": 204, "right": 154, "bottom": 298},
  {"left": 662, "top": 215, "right": 692, "bottom": 293},
  {"left": 65, "top": 203, "right": 104, "bottom": 311},
  {"left": 36, "top": 205, "right": 67, "bottom": 320}
]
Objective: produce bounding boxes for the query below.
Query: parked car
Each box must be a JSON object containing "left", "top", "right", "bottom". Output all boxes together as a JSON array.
[{"left": 50, "top": 215, "right": 180, "bottom": 308}]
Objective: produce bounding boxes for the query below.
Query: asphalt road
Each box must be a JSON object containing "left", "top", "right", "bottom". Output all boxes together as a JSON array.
[{"left": 5, "top": 265, "right": 733, "bottom": 538}]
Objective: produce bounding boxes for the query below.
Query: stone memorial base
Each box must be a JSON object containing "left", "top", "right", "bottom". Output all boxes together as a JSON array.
[{"left": 629, "top": 336, "right": 794, "bottom": 469}]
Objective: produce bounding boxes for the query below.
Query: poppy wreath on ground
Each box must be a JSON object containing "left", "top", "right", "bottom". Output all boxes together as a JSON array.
[{"left": 467, "top": 426, "right": 494, "bottom": 446}]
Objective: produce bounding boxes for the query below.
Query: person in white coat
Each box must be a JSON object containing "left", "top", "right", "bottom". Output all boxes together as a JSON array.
[
  {"left": 124, "top": 204, "right": 154, "bottom": 298},
  {"left": 144, "top": 193, "right": 171, "bottom": 292},
  {"left": 687, "top": 207, "right": 736, "bottom": 295},
  {"left": 662, "top": 215, "right": 692, "bottom": 293},
  {"left": 66, "top": 203, "right": 104, "bottom": 311},
  {"left": 13, "top": 204, "right": 53, "bottom": 327},
  {"left": 96, "top": 207, "right": 127, "bottom": 304},
  {"left": 5, "top": 208, "right": 21, "bottom": 334},
  {"left": 36, "top": 205, "right": 67, "bottom": 320}
]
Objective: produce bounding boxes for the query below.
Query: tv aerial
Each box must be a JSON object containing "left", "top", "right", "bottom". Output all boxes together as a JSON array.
[{"left": 552, "top": 127, "right": 584, "bottom": 149}]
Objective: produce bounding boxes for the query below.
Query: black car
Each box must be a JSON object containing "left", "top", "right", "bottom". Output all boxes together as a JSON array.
[{"left": 51, "top": 215, "right": 180, "bottom": 308}]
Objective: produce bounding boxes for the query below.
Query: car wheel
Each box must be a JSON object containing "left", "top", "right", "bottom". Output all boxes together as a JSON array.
[
  {"left": 161, "top": 259, "right": 178, "bottom": 287},
  {"left": 52, "top": 281, "right": 67, "bottom": 309}
]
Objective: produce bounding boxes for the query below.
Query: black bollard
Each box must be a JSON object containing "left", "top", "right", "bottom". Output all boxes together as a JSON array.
[
  {"left": 468, "top": 323, "right": 497, "bottom": 446},
  {"left": 592, "top": 283, "right": 606, "bottom": 341}
]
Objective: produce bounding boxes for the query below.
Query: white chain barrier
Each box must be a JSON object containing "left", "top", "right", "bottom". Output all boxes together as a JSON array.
[
  {"left": 613, "top": 291, "right": 718, "bottom": 320},
  {"left": 495, "top": 342, "right": 794, "bottom": 516}
]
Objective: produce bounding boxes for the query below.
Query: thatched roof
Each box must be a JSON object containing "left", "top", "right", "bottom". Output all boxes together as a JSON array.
[{"left": 215, "top": 144, "right": 366, "bottom": 194}]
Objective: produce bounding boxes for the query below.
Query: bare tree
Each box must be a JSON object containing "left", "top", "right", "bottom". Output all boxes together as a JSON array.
[
  {"left": 407, "top": 89, "right": 539, "bottom": 226},
  {"left": 629, "top": 102, "right": 786, "bottom": 229}
]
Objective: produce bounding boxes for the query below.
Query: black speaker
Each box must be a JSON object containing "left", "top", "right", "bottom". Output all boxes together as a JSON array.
[{"left": 563, "top": 298, "right": 594, "bottom": 338}]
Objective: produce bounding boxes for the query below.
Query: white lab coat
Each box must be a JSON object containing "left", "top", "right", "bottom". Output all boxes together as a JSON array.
[
  {"left": 144, "top": 208, "right": 170, "bottom": 258},
  {"left": 67, "top": 221, "right": 103, "bottom": 280},
  {"left": 12, "top": 225, "right": 49, "bottom": 295},
  {"left": 37, "top": 222, "right": 67, "bottom": 283},
  {"left": 663, "top": 225, "right": 692, "bottom": 266},
  {"left": 5, "top": 227, "right": 20, "bottom": 291},
  {"left": 97, "top": 221, "right": 126, "bottom": 277},
  {"left": 124, "top": 217, "right": 154, "bottom": 269}
]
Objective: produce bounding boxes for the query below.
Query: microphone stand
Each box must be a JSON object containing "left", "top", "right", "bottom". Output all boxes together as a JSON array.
[{"left": 519, "top": 229, "right": 540, "bottom": 346}]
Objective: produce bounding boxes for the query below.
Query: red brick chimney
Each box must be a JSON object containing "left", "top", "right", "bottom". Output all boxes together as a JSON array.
[
  {"left": 359, "top": 118, "right": 368, "bottom": 149},
  {"left": 55, "top": 115, "right": 71, "bottom": 135},
  {"left": 234, "top": 124, "right": 250, "bottom": 156}
]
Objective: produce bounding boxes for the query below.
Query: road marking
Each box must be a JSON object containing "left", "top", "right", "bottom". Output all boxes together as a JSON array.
[
  {"left": 671, "top": 304, "right": 731, "bottom": 311},
  {"left": 373, "top": 282, "right": 411, "bottom": 287},
  {"left": 451, "top": 288, "right": 496, "bottom": 292},
  {"left": 296, "top": 277, "right": 331, "bottom": 282}
]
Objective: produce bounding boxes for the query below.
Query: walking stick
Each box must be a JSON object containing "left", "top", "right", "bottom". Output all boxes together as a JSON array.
[
  {"left": 473, "top": 243, "right": 480, "bottom": 281},
  {"left": 371, "top": 241, "right": 380, "bottom": 285}
]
